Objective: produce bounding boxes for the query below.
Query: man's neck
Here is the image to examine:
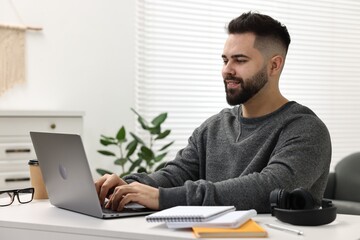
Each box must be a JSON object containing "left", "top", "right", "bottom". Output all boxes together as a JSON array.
[{"left": 241, "top": 93, "right": 289, "bottom": 118}]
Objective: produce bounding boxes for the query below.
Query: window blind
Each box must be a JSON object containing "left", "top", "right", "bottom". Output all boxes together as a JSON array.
[{"left": 135, "top": 0, "right": 360, "bottom": 169}]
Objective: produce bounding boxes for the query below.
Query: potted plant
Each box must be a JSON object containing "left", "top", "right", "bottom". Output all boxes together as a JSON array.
[{"left": 96, "top": 108, "right": 174, "bottom": 177}]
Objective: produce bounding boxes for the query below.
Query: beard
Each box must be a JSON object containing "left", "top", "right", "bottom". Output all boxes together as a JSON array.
[{"left": 224, "top": 66, "right": 268, "bottom": 106}]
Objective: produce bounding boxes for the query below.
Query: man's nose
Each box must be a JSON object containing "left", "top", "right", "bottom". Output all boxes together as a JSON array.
[{"left": 222, "top": 62, "right": 236, "bottom": 76}]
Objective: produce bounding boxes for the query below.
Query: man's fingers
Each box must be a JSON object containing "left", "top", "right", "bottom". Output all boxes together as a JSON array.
[
  {"left": 95, "top": 174, "right": 111, "bottom": 204},
  {"left": 94, "top": 174, "right": 107, "bottom": 195},
  {"left": 108, "top": 185, "right": 133, "bottom": 210},
  {"left": 95, "top": 174, "right": 127, "bottom": 205},
  {"left": 118, "top": 193, "right": 139, "bottom": 211},
  {"left": 106, "top": 182, "right": 160, "bottom": 211}
]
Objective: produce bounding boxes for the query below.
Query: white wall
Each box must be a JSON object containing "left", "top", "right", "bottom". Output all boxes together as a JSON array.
[{"left": 0, "top": 0, "right": 136, "bottom": 175}]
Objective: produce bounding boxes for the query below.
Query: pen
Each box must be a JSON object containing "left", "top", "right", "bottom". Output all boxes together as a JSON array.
[{"left": 266, "top": 223, "right": 304, "bottom": 235}]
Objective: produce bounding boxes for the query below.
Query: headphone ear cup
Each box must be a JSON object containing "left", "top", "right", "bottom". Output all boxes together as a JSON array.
[
  {"left": 269, "top": 189, "right": 281, "bottom": 212},
  {"left": 269, "top": 188, "right": 290, "bottom": 209},
  {"left": 278, "top": 189, "right": 290, "bottom": 209},
  {"left": 289, "top": 188, "right": 315, "bottom": 210}
]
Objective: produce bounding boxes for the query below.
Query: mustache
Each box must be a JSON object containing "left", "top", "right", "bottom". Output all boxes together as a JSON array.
[{"left": 223, "top": 75, "right": 243, "bottom": 82}]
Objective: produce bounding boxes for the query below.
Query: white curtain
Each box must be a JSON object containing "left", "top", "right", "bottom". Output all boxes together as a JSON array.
[{"left": 135, "top": 0, "right": 360, "bottom": 169}]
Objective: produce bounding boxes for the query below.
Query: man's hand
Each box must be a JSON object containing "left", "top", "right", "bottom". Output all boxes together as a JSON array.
[
  {"left": 95, "top": 173, "right": 127, "bottom": 206},
  {"left": 105, "top": 182, "right": 160, "bottom": 211}
]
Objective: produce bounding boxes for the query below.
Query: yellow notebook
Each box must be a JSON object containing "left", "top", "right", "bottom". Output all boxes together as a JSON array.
[{"left": 192, "top": 219, "right": 267, "bottom": 238}]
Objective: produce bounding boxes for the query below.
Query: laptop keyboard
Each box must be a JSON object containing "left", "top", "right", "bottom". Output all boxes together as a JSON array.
[
  {"left": 102, "top": 207, "right": 119, "bottom": 214},
  {"left": 102, "top": 206, "right": 148, "bottom": 214}
]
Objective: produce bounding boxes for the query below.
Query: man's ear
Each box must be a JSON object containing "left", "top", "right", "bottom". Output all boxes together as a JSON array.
[{"left": 268, "top": 55, "right": 284, "bottom": 76}]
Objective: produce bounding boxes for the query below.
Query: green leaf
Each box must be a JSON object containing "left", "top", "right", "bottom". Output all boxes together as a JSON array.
[
  {"left": 114, "top": 158, "right": 127, "bottom": 166},
  {"left": 100, "top": 135, "right": 115, "bottom": 141},
  {"left": 155, "top": 161, "right": 167, "bottom": 171},
  {"left": 138, "top": 152, "right": 153, "bottom": 166},
  {"left": 131, "top": 108, "right": 149, "bottom": 130},
  {"left": 155, "top": 152, "right": 167, "bottom": 162},
  {"left": 100, "top": 135, "right": 116, "bottom": 144},
  {"left": 116, "top": 126, "right": 126, "bottom": 142},
  {"left": 137, "top": 166, "right": 147, "bottom": 173},
  {"left": 98, "top": 150, "right": 116, "bottom": 156},
  {"left": 140, "top": 146, "right": 154, "bottom": 161},
  {"left": 155, "top": 130, "right": 171, "bottom": 140},
  {"left": 129, "top": 132, "right": 145, "bottom": 145},
  {"left": 126, "top": 140, "right": 138, "bottom": 158},
  {"left": 128, "top": 158, "right": 142, "bottom": 173},
  {"left": 96, "top": 168, "right": 113, "bottom": 176},
  {"left": 159, "top": 141, "right": 174, "bottom": 151},
  {"left": 151, "top": 112, "right": 167, "bottom": 127},
  {"left": 137, "top": 152, "right": 145, "bottom": 161},
  {"left": 100, "top": 139, "right": 116, "bottom": 146},
  {"left": 130, "top": 107, "right": 141, "bottom": 118},
  {"left": 138, "top": 116, "right": 149, "bottom": 130},
  {"left": 148, "top": 126, "right": 161, "bottom": 135}
]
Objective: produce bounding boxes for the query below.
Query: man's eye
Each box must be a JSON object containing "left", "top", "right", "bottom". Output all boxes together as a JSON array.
[
  {"left": 222, "top": 59, "right": 228, "bottom": 65},
  {"left": 236, "top": 59, "right": 247, "bottom": 63}
]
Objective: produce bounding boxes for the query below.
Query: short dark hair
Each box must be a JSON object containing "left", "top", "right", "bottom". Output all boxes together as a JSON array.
[{"left": 227, "top": 12, "right": 291, "bottom": 53}]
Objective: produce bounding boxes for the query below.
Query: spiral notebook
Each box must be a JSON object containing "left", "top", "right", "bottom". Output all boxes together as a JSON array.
[
  {"left": 145, "top": 206, "right": 236, "bottom": 223},
  {"left": 166, "top": 209, "right": 257, "bottom": 229}
]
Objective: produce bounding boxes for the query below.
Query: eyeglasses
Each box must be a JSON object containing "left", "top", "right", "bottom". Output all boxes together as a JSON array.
[{"left": 0, "top": 187, "right": 34, "bottom": 206}]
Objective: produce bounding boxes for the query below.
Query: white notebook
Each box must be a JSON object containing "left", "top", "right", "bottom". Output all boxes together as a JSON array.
[
  {"left": 166, "top": 209, "right": 257, "bottom": 229},
  {"left": 145, "top": 206, "right": 236, "bottom": 223}
]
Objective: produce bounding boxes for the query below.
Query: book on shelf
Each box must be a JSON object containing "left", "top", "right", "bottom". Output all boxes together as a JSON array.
[
  {"left": 192, "top": 219, "right": 268, "bottom": 238},
  {"left": 166, "top": 209, "right": 257, "bottom": 229},
  {"left": 145, "top": 206, "right": 236, "bottom": 223}
]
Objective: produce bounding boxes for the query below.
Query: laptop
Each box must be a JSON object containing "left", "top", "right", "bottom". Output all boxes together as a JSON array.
[{"left": 30, "top": 131, "right": 155, "bottom": 219}]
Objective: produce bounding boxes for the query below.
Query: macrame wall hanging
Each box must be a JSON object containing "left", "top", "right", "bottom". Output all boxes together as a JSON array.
[{"left": 0, "top": 0, "right": 42, "bottom": 95}]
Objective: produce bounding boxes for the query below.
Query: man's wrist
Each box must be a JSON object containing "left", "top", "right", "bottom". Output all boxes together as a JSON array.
[{"left": 159, "top": 186, "right": 187, "bottom": 209}]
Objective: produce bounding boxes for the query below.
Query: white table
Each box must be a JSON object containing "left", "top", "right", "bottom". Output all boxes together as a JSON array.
[{"left": 0, "top": 200, "right": 359, "bottom": 240}]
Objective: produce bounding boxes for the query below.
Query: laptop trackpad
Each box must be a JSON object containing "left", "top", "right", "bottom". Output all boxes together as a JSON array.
[
  {"left": 103, "top": 200, "right": 146, "bottom": 210},
  {"left": 124, "top": 202, "right": 146, "bottom": 209}
]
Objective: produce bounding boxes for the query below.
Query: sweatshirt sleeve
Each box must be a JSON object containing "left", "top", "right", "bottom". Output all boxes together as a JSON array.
[{"left": 123, "top": 128, "right": 202, "bottom": 188}]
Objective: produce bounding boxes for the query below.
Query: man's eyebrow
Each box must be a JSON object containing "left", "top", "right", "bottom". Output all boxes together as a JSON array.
[
  {"left": 221, "top": 54, "right": 250, "bottom": 59},
  {"left": 231, "top": 54, "right": 250, "bottom": 59}
]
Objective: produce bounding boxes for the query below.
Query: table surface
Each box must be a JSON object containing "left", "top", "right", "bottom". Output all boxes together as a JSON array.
[{"left": 0, "top": 200, "right": 359, "bottom": 240}]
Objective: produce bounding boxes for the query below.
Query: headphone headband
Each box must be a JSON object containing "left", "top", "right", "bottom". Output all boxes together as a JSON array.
[
  {"left": 270, "top": 189, "right": 337, "bottom": 226},
  {"left": 272, "top": 200, "right": 337, "bottom": 226}
]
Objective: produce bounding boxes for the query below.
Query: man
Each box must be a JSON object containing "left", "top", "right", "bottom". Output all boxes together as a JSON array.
[{"left": 95, "top": 12, "right": 331, "bottom": 213}]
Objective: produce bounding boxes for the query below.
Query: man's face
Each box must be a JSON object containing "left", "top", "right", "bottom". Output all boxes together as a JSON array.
[{"left": 221, "top": 33, "right": 268, "bottom": 106}]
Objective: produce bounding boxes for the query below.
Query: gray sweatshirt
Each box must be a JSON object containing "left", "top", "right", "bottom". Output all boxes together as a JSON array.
[{"left": 124, "top": 101, "right": 331, "bottom": 213}]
